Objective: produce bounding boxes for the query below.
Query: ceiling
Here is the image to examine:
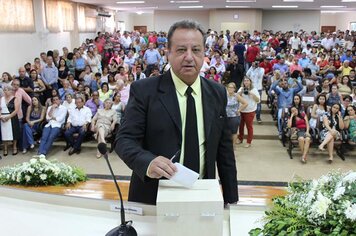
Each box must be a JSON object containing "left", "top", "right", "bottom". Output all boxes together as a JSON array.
[{"left": 74, "top": 0, "right": 356, "bottom": 12}]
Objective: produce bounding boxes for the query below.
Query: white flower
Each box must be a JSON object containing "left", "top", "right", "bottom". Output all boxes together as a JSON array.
[
  {"left": 39, "top": 158, "right": 49, "bottom": 164},
  {"left": 310, "top": 192, "right": 332, "bottom": 218},
  {"left": 332, "top": 186, "right": 345, "bottom": 200},
  {"left": 25, "top": 175, "right": 31, "bottom": 182},
  {"left": 28, "top": 168, "right": 35, "bottom": 174},
  {"left": 342, "top": 172, "right": 356, "bottom": 184},
  {"left": 40, "top": 174, "right": 47, "bottom": 180},
  {"left": 30, "top": 159, "right": 37, "bottom": 165},
  {"left": 345, "top": 204, "right": 356, "bottom": 221}
]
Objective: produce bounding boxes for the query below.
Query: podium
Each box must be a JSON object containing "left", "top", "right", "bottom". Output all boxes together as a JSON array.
[{"left": 157, "top": 180, "right": 224, "bottom": 236}]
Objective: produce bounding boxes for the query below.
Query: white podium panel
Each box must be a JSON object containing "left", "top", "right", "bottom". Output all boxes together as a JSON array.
[{"left": 157, "top": 180, "right": 224, "bottom": 236}]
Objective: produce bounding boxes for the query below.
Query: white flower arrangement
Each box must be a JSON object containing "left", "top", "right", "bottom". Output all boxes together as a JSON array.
[
  {"left": 250, "top": 171, "right": 356, "bottom": 236},
  {"left": 0, "top": 157, "right": 87, "bottom": 186}
]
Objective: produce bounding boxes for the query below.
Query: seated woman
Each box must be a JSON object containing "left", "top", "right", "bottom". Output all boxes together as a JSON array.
[
  {"left": 318, "top": 103, "right": 345, "bottom": 163},
  {"left": 98, "top": 82, "right": 113, "bottom": 102},
  {"left": 344, "top": 105, "right": 356, "bottom": 144},
  {"left": 45, "top": 89, "right": 59, "bottom": 108},
  {"left": 338, "top": 75, "right": 352, "bottom": 98},
  {"left": 309, "top": 94, "right": 328, "bottom": 129},
  {"left": 287, "top": 106, "right": 311, "bottom": 163},
  {"left": 22, "top": 96, "right": 46, "bottom": 153},
  {"left": 292, "top": 94, "right": 305, "bottom": 114},
  {"left": 205, "top": 66, "right": 221, "bottom": 83},
  {"left": 91, "top": 99, "right": 117, "bottom": 158}
]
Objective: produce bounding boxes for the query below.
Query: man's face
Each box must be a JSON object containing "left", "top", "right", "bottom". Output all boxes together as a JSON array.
[
  {"left": 75, "top": 98, "right": 84, "bottom": 108},
  {"left": 92, "top": 92, "right": 99, "bottom": 100},
  {"left": 18, "top": 68, "right": 26, "bottom": 77},
  {"left": 47, "top": 56, "right": 53, "bottom": 65},
  {"left": 53, "top": 97, "right": 61, "bottom": 106},
  {"left": 167, "top": 28, "right": 204, "bottom": 85},
  {"left": 12, "top": 81, "right": 20, "bottom": 91}
]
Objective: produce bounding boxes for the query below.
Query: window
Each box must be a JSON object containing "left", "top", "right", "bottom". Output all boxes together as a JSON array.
[
  {"left": 78, "top": 5, "right": 97, "bottom": 32},
  {"left": 45, "top": 0, "right": 74, "bottom": 32},
  {"left": 0, "top": 0, "right": 35, "bottom": 32}
]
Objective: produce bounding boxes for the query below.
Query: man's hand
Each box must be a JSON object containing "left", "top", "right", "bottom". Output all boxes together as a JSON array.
[
  {"left": 65, "top": 123, "right": 71, "bottom": 130},
  {"left": 82, "top": 124, "right": 88, "bottom": 132},
  {"left": 147, "top": 156, "right": 178, "bottom": 179}
]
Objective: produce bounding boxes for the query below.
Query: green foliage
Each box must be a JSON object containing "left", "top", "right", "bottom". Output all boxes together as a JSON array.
[{"left": 249, "top": 171, "right": 356, "bottom": 236}]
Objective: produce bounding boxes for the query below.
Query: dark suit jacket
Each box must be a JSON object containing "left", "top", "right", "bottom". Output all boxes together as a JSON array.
[{"left": 116, "top": 71, "right": 238, "bottom": 205}]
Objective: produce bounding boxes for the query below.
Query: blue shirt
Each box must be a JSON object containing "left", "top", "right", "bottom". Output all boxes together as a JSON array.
[
  {"left": 144, "top": 49, "right": 161, "bottom": 65},
  {"left": 273, "top": 63, "right": 289, "bottom": 75},
  {"left": 271, "top": 80, "right": 303, "bottom": 108},
  {"left": 298, "top": 58, "right": 310, "bottom": 68},
  {"left": 41, "top": 65, "right": 58, "bottom": 85},
  {"left": 341, "top": 54, "right": 353, "bottom": 63},
  {"left": 75, "top": 58, "right": 86, "bottom": 70}
]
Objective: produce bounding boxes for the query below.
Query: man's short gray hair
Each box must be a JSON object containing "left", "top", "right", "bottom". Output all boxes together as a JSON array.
[{"left": 167, "top": 20, "right": 205, "bottom": 49}]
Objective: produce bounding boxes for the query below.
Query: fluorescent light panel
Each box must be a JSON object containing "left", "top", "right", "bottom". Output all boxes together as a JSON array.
[
  {"left": 225, "top": 5, "right": 251, "bottom": 8},
  {"left": 272, "top": 5, "right": 299, "bottom": 8},
  {"left": 320, "top": 5, "right": 346, "bottom": 8},
  {"left": 170, "top": 1, "right": 200, "bottom": 3},
  {"left": 341, "top": 0, "right": 356, "bottom": 2},
  {"left": 179, "top": 5, "right": 203, "bottom": 8},
  {"left": 226, "top": 0, "right": 256, "bottom": 2},
  {"left": 116, "top": 1, "right": 145, "bottom": 4},
  {"left": 283, "top": 0, "right": 313, "bottom": 2}
]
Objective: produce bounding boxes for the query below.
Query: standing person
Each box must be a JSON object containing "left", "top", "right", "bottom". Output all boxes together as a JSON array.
[
  {"left": 226, "top": 56, "right": 244, "bottom": 90},
  {"left": 41, "top": 56, "right": 59, "bottom": 100},
  {"left": 143, "top": 43, "right": 161, "bottom": 77},
  {"left": 245, "top": 41, "right": 260, "bottom": 71},
  {"left": 226, "top": 83, "right": 248, "bottom": 148},
  {"left": 246, "top": 60, "right": 264, "bottom": 123},
  {"left": 116, "top": 20, "right": 238, "bottom": 205},
  {"left": 237, "top": 77, "right": 260, "bottom": 148},
  {"left": 0, "top": 85, "right": 20, "bottom": 156}
]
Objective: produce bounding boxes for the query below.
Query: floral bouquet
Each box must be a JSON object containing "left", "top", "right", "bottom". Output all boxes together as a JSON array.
[
  {"left": 249, "top": 171, "right": 356, "bottom": 236},
  {"left": 0, "top": 157, "right": 87, "bottom": 186}
]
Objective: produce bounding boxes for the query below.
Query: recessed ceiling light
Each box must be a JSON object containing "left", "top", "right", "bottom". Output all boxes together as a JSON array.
[
  {"left": 283, "top": 0, "right": 313, "bottom": 2},
  {"left": 225, "top": 5, "right": 251, "bottom": 8},
  {"left": 272, "top": 5, "right": 299, "bottom": 8},
  {"left": 179, "top": 5, "right": 203, "bottom": 8},
  {"left": 226, "top": 0, "right": 256, "bottom": 2},
  {"left": 170, "top": 1, "right": 200, "bottom": 3},
  {"left": 116, "top": 1, "right": 145, "bottom": 4},
  {"left": 320, "top": 5, "right": 346, "bottom": 8}
]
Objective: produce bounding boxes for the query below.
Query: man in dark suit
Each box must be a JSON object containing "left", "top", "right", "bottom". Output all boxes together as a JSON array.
[{"left": 116, "top": 20, "right": 238, "bottom": 205}]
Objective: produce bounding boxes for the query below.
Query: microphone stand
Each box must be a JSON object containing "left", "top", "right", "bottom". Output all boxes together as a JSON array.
[{"left": 98, "top": 143, "right": 137, "bottom": 236}]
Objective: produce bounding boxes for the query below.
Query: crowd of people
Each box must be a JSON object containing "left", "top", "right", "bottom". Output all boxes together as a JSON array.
[{"left": 0, "top": 27, "right": 355, "bottom": 162}]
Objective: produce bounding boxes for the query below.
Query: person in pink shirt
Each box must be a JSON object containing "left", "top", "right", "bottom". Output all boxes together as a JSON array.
[{"left": 290, "top": 58, "right": 303, "bottom": 74}]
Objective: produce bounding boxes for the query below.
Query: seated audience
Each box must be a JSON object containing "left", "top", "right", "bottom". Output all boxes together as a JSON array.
[
  {"left": 318, "top": 103, "right": 344, "bottom": 163},
  {"left": 64, "top": 97, "right": 92, "bottom": 155},
  {"left": 344, "top": 105, "right": 356, "bottom": 144},
  {"left": 85, "top": 91, "right": 103, "bottom": 117},
  {"left": 91, "top": 99, "right": 117, "bottom": 158},
  {"left": 22, "top": 96, "right": 46, "bottom": 153},
  {"left": 35, "top": 96, "right": 67, "bottom": 158}
]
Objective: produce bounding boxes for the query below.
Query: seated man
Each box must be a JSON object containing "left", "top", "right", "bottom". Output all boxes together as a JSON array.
[
  {"left": 36, "top": 96, "right": 67, "bottom": 158},
  {"left": 58, "top": 80, "right": 74, "bottom": 101},
  {"left": 64, "top": 97, "right": 92, "bottom": 155},
  {"left": 85, "top": 91, "right": 103, "bottom": 117}
]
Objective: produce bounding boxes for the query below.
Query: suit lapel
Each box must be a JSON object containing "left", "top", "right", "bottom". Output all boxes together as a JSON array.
[
  {"left": 158, "top": 73, "right": 182, "bottom": 136},
  {"left": 201, "top": 78, "right": 215, "bottom": 140}
]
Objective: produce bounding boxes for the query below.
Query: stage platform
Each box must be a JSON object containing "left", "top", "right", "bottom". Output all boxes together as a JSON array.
[{"left": 0, "top": 180, "right": 287, "bottom": 236}]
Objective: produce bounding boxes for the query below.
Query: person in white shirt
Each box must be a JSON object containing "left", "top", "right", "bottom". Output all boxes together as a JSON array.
[
  {"left": 205, "top": 31, "right": 216, "bottom": 48},
  {"left": 64, "top": 97, "right": 92, "bottom": 155},
  {"left": 36, "top": 95, "right": 67, "bottom": 158},
  {"left": 289, "top": 32, "right": 301, "bottom": 51},
  {"left": 246, "top": 61, "right": 265, "bottom": 123}
]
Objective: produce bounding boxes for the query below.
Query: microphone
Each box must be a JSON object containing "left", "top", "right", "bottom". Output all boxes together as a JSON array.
[{"left": 98, "top": 143, "right": 137, "bottom": 236}]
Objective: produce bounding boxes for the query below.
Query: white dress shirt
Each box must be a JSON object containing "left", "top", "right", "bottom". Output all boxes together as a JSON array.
[
  {"left": 67, "top": 106, "right": 92, "bottom": 126},
  {"left": 45, "top": 104, "right": 67, "bottom": 128}
]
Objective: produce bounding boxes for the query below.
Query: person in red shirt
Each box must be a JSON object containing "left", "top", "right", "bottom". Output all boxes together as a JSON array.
[
  {"left": 268, "top": 35, "right": 280, "bottom": 50},
  {"left": 259, "top": 57, "right": 273, "bottom": 91},
  {"left": 246, "top": 40, "right": 260, "bottom": 70},
  {"left": 148, "top": 32, "right": 157, "bottom": 45}
]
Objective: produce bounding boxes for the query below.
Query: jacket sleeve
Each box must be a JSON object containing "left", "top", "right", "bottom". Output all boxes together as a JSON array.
[
  {"left": 216, "top": 87, "right": 238, "bottom": 203},
  {"left": 115, "top": 82, "right": 156, "bottom": 182}
]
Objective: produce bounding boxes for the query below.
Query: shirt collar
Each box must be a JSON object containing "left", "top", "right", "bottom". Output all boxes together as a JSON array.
[{"left": 170, "top": 69, "right": 200, "bottom": 97}]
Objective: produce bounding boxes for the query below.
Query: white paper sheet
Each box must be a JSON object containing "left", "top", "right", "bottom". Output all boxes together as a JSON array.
[{"left": 169, "top": 163, "right": 199, "bottom": 188}]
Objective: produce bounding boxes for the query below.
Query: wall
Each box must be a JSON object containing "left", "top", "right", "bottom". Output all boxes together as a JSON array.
[
  {"left": 132, "top": 13, "right": 154, "bottom": 32},
  {"left": 262, "top": 10, "right": 320, "bottom": 33},
  {"left": 320, "top": 11, "right": 356, "bottom": 31},
  {"left": 115, "top": 11, "right": 133, "bottom": 32},
  {"left": 0, "top": 0, "right": 96, "bottom": 75},
  {"left": 209, "top": 9, "right": 262, "bottom": 33},
  {"left": 154, "top": 10, "right": 210, "bottom": 32}
]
